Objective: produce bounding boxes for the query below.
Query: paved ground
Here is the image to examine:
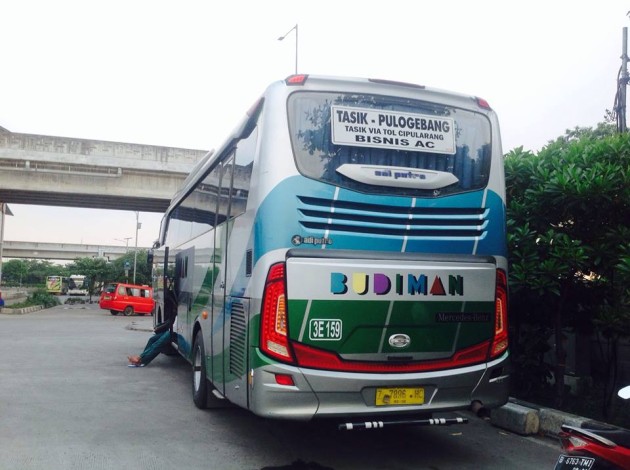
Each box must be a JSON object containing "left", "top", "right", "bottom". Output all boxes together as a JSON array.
[{"left": 0, "top": 303, "right": 564, "bottom": 470}]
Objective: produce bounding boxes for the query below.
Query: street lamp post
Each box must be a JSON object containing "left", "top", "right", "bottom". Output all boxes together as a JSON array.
[
  {"left": 114, "top": 237, "right": 132, "bottom": 250},
  {"left": 278, "top": 24, "right": 298, "bottom": 74},
  {"left": 133, "top": 211, "right": 141, "bottom": 284},
  {"left": 0, "top": 203, "right": 14, "bottom": 287}
]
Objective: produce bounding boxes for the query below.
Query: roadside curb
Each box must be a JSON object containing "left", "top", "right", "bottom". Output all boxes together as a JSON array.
[
  {"left": 490, "top": 398, "right": 596, "bottom": 437},
  {"left": 0, "top": 305, "right": 44, "bottom": 315}
]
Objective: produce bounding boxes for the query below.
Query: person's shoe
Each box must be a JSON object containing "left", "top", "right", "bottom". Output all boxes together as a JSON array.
[{"left": 127, "top": 355, "right": 142, "bottom": 366}]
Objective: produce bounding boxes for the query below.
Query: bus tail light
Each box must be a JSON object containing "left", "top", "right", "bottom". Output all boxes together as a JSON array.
[
  {"left": 476, "top": 97, "right": 492, "bottom": 110},
  {"left": 490, "top": 269, "right": 509, "bottom": 358},
  {"left": 286, "top": 74, "right": 309, "bottom": 85},
  {"left": 292, "top": 340, "right": 490, "bottom": 373},
  {"left": 260, "top": 263, "right": 295, "bottom": 363}
]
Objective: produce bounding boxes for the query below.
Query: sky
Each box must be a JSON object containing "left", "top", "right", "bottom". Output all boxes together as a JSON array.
[{"left": 0, "top": 0, "right": 628, "bottom": 253}]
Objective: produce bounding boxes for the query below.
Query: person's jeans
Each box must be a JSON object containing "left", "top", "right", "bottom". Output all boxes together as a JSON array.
[{"left": 139, "top": 330, "right": 173, "bottom": 365}]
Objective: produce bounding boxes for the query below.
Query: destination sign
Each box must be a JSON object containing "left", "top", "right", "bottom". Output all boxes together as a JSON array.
[{"left": 331, "top": 105, "right": 456, "bottom": 155}]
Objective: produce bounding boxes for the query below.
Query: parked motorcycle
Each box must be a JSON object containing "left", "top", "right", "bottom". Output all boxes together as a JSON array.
[{"left": 554, "top": 386, "right": 630, "bottom": 469}]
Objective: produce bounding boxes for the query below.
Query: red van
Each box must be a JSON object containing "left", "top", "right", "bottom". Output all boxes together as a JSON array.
[{"left": 99, "top": 282, "right": 154, "bottom": 316}]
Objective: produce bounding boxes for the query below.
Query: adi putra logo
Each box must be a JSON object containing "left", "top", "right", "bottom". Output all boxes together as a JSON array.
[{"left": 330, "top": 272, "right": 464, "bottom": 296}]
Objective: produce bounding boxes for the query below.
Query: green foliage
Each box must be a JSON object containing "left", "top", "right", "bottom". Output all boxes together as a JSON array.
[
  {"left": 10, "top": 289, "right": 61, "bottom": 309},
  {"left": 2, "top": 251, "right": 152, "bottom": 299},
  {"left": 506, "top": 131, "right": 630, "bottom": 304},
  {"left": 66, "top": 257, "right": 108, "bottom": 299},
  {"left": 506, "top": 128, "right": 630, "bottom": 412},
  {"left": 1, "top": 259, "right": 66, "bottom": 286},
  {"left": 102, "top": 250, "right": 152, "bottom": 285},
  {"left": 63, "top": 250, "right": 151, "bottom": 299}
]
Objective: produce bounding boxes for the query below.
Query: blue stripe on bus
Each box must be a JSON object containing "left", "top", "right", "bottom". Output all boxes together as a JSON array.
[{"left": 253, "top": 176, "right": 506, "bottom": 263}]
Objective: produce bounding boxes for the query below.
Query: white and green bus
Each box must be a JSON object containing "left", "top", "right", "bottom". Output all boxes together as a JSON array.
[
  {"left": 68, "top": 274, "right": 88, "bottom": 296},
  {"left": 151, "top": 74, "right": 510, "bottom": 427}
]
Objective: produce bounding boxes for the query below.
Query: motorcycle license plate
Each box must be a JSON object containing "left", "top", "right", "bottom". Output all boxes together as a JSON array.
[{"left": 554, "top": 455, "right": 595, "bottom": 469}]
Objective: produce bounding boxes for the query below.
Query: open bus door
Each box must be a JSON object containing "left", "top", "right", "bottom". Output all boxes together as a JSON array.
[{"left": 175, "top": 247, "right": 194, "bottom": 358}]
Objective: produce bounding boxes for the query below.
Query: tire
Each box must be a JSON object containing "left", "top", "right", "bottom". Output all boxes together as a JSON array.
[
  {"left": 110, "top": 310, "right": 119, "bottom": 316},
  {"left": 123, "top": 306, "right": 134, "bottom": 316},
  {"left": 192, "top": 333, "right": 208, "bottom": 409}
]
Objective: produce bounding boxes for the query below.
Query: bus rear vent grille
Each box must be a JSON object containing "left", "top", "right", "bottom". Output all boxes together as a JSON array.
[
  {"left": 229, "top": 302, "right": 247, "bottom": 376},
  {"left": 297, "top": 196, "right": 488, "bottom": 239}
]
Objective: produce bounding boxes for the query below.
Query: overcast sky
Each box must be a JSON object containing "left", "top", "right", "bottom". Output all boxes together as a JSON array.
[{"left": 1, "top": 0, "right": 628, "bottom": 251}]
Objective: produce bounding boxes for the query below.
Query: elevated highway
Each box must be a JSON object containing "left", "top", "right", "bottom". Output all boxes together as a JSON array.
[
  {"left": 1, "top": 240, "right": 151, "bottom": 261},
  {"left": 0, "top": 126, "right": 210, "bottom": 212}
]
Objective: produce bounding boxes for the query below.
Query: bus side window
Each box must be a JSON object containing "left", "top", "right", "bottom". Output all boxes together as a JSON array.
[
  {"left": 231, "top": 119, "right": 256, "bottom": 218},
  {"left": 215, "top": 155, "right": 234, "bottom": 226}
]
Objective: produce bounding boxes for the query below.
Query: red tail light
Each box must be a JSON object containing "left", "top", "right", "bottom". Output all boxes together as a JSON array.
[
  {"left": 286, "top": 74, "right": 308, "bottom": 85},
  {"left": 476, "top": 97, "right": 492, "bottom": 110},
  {"left": 490, "top": 269, "right": 509, "bottom": 358},
  {"left": 260, "top": 263, "right": 295, "bottom": 363},
  {"left": 292, "top": 340, "right": 490, "bottom": 373}
]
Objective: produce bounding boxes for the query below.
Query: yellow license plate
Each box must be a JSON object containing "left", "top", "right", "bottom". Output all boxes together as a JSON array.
[{"left": 375, "top": 387, "right": 425, "bottom": 406}]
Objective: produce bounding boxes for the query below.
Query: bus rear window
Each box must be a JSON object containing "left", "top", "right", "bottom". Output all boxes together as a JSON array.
[{"left": 288, "top": 91, "right": 492, "bottom": 197}]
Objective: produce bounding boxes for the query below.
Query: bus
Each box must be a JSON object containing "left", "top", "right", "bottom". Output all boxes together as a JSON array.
[
  {"left": 150, "top": 75, "right": 510, "bottom": 426},
  {"left": 67, "top": 274, "right": 89, "bottom": 296},
  {"left": 46, "top": 275, "right": 68, "bottom": 295}
]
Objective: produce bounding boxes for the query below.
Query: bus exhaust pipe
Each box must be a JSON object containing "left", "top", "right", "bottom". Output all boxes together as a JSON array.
[{"left": 471, "top": 400, "right": 491, "bottom": 419}]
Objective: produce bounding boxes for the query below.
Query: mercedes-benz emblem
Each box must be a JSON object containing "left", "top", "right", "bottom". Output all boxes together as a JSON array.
[{"left": 388, "top": 333, "right": 411, "bottom": 348}]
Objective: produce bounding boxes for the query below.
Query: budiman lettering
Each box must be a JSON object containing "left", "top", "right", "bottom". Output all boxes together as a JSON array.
[{"left": 330, "top": 272, "right": 464, "bottom": 296}]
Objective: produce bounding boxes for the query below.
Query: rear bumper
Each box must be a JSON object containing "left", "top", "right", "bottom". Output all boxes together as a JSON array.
[{"left": 249, "top": 349, "right": 510, "bottom": 420}]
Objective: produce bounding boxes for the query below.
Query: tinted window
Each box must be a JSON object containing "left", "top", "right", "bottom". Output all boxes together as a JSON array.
[
  {"left": 217, "top": 155, "right": 234, "bottom": 224},
  {"left": 288, "top": 91, "right": 492, "bottom": 197},
  {"left": 232, "top": 125, "right": 256, "bottom": 218},
  {"left": 105, "top": 284, "right": 116, "bottom": 293}
]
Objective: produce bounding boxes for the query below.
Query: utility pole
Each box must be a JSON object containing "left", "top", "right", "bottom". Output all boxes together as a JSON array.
[
  {"left": 0, "top": 203, "right": 13, "bottom": 287},
  {"left": 133, "top": 212, "right": 141, "bottom": 284},
  {"left": 617, "top": 27, "right": 629, "bottom": 133}
]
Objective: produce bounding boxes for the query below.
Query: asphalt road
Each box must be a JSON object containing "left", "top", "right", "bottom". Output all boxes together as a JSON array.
[{"left": 0, "top": 303, "right": 563, "bottom": 470}]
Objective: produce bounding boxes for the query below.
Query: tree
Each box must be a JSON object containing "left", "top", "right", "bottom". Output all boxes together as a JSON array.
[
  {"left": 1, "top": 259, "right": 29, "bottom": 286},
  {"left": 505, "top": 127, "right": 630, "bottom": 412},
  {"left": 103, "top": 250, "right": 152, "bottom": 286},
  {"left": 1, "top": 259, "right": 68, "bottom": 287}
]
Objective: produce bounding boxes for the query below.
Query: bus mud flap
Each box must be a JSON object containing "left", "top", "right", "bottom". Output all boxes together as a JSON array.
[{"left": 338, "top": 416, "right": 468, "bottom": 431}]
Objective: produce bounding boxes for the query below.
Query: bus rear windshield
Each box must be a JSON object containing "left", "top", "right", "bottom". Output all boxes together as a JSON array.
[{"left": 288, "top": 91, "right": 492, "bottom": 197}]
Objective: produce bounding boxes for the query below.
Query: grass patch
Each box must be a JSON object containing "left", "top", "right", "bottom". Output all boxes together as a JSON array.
[{"left": 9, "top": 289, "right": 61, "bottom": 309}]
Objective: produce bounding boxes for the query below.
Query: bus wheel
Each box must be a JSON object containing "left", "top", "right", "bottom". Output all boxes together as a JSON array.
[
  {"left": 110, "top": 310, "right": 119, "bottom": 316},
  {"left": 192, "top": 333, "right": 208, "bottom": 409},
  {"left": 123, "top": 306, "right": 134, "bottom": 316}
]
